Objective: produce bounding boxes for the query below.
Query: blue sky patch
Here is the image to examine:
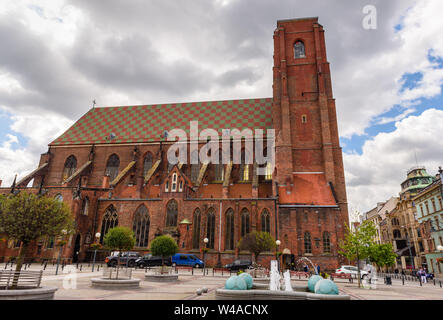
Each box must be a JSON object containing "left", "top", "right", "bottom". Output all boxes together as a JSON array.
[
  {"left": 400, "top": 72, "right": 423, "bottom": 92},
  {"left": 0, "top": 111, "right": 27, "bottom": 150}
]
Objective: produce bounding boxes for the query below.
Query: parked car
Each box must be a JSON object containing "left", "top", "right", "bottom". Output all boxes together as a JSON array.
[
  {"left": 224, "top": 259, "right": 252, "bottom": 271},
  {"left": 105, "top": 251, "right": 141, "bottom": 267},
  {"left": 335, "top": 265, "right": 368, "bottom": 279},
  {"left": 171, "top": 254, "right": 205, "bottom": 268},
  {"left": 135, "top": 254, "right": 172, "bottom": 268}
]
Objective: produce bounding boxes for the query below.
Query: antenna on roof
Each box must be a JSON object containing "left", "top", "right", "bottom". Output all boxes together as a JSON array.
[
  {"left": 92, "top": 99, "right": 96, "bottom": 109},
  {"left": 414, "top": 149, "right": 419, "bottom": 166}
]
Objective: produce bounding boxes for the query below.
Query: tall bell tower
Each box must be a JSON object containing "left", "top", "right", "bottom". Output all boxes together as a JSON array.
[{"left": 273, "top": 17, "right": 348, "bottom": 214}]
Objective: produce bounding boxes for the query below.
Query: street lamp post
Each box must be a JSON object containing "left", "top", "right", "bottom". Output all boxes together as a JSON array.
[
  {"left": 275, "top": 240, "right": 281, "bottom": 272},
  {"left": 203, "top": 238, "right": 209, "bottom": 276},
  {"left": 55, "top": 229, "right": 67, "bottom": 275},
  {"left": 92, "top": 232, "right": 101, "bottom": 272}
]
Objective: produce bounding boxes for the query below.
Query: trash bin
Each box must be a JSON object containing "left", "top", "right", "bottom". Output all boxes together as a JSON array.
[{"left": 385, "top": 276, "right": 392, "bottom": 285}]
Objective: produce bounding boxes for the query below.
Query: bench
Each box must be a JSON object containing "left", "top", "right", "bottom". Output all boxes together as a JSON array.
[
  {"left": 330, "top": 273, "right": 353, "bottom": 283},
  {"left": 174, "top": 266, "right": 194, "bottom": 274},
  {"left": 0, "top": 270, "right": 43, "bottom": 289},
  {"left": 212, "top": 268, "right": 230, "bottom": 276}
]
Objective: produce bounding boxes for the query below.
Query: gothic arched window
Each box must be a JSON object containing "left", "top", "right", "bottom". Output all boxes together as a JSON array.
[
  {"left": 190, "top": 150, "right": 200, "bottom": 184},
  {"left": 133, "top": 205, "right": 150, "bottom": 248},
  {"left": 166, "top": 199, "right": 178, "bottom": 227},
  {"left": 294, "top": 40, "right": 306, "bottom": 59},
  {"left": 105, "top": 154, "right": 120, "bottom": 182},
  {"left": 63, "top": 155, "right": 77, "bottom": 181},
  {"left": 304, "top": 232, "right": 312, "bottom": 254},
  {"left": 323, "top": 231, "right": 331, "bottom": 253},
  {"left": 239, "top": 149, "right": 250, "bottom": 182},
  {"left": 206, "top": 208, "right": 216, "bottom": 249},
  {"left": 55, "top": 194, "right": 63, "bottom": 202},
  {"left": 143, "top": 153, "right": 153, "bottom": 177},
  {"left": 100, "top": 205, "right": 118, "bottom": 243},
  {"left": 214, "top": 150, "right": 224, "bottom": 182},
  {"left": 225, "top": 208, "right": 235, "bottom": 250},
  {"left": 82, "top": 196, "right": 89, "bottom": 216},
  {"left": 192, "top": 208, "right": 201, "bottom": 249},
  {"left": 261, "top": 209, "right": 271, "bottom": 234},
  {"left": 241, "top": 208, "right": 250, "bottom": 238}
]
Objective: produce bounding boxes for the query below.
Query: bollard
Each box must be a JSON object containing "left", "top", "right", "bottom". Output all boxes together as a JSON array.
[
  {"left": 97, "top": 265, "right": 100, "bottom": 272},
  {"left": 80, "top": 265, "right": 83, "bottom": 272},
  {"left": 419, "top": 276, "right": 422, "bottom": 287},
  {"left": 402, "top": 276, "right": 405, "bottom": 285},
  {"left": 440, "top": 281, "right": 442, "bottom": 288},
  {"left": 434, "top": 279, "right": 436, "bottom": 286},
  {"left": 192, "top": 268, "right": 194, "bottom": 275}
]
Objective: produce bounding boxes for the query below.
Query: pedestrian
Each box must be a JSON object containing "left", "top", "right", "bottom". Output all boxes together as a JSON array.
[
  {"left": 316, "top": 265, "right": 320, "bottom": 275},
  {"left": 303, "top": 264, "right": 308, "bottom": 273},
  {"left": 419, "top": 268, "right": 427, "bottom": 284}
]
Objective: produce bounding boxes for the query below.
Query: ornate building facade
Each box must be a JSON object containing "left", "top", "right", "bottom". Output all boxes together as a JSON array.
[
  {"left": 0, "top": 18, "right": 349, "bottom": 271},
  {"left": 414, "top": 169, "right": 443, "bottom": 277},
  {"left": 363, "top": 167, "right": 435, "bottom": 271}
]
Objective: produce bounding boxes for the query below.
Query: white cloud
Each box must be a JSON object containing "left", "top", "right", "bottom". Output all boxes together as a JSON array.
[
  {"left": 344, "top": 108, "right": 443, "bottom": 214},
  {"left": 0, "top": 111, "right": 72, "bottom": 186}
]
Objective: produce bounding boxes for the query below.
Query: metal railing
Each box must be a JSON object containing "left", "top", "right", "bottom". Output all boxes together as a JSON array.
[
  {"left": 102, "top": 266, "right": 132, "bottom": 280},
  {"left": 0, "top": 270, "right": 43, "bottom": 290}
]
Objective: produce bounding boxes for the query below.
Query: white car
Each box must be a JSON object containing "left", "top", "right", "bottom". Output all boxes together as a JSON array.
[{"left": 335, "top": 265, "right": 369, "bottom": 279}]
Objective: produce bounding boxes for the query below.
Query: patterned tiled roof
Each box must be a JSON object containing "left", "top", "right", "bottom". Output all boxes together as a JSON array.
[{"left": 50, "top": 98, "right": 273, "bottom": 146}]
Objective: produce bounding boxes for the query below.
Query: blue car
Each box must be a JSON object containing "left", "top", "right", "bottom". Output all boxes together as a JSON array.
[{"left": 172, "top": 254, "right": 205, "bottom": 268}]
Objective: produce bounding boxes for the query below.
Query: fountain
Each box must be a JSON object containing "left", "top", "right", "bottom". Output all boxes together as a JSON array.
[
  {"left": 215, "top": 260, "right": 350, "bottom": 300},
  {"left": 283, "top": 270, "right": 293, "bottom": 292},
  {"left": 294, "top": 257, "right": 318, "bottom": 274},
  {"left": 269, "top": 260, "right": 281, "bottom": 291}
]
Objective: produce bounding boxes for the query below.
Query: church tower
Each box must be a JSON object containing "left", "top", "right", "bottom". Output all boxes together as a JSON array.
[
  {"left": 273, "top": 18, "right": 348, "bottom": 266},
  {"left": 273, "top": 17, "right": 347, "bottom": 208}
]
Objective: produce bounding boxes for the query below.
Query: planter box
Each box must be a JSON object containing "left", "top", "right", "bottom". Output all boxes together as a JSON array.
[
  {"left": 90, "top": 278, "right": 141, "bottom": 289},
  {"left": 145, "top": 274, "right": 179, "bottom": 282},
  {"left": 0, "top": 287, "right": 57, "bottom": 300}
]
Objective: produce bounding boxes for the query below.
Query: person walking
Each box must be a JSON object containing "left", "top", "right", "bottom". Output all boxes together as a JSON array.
[
  {"left": 316, "top": 265, "right": 320, "bottom": 275},
  {"left": 419, "top": 268, "right": 427, "bottom": 284}
]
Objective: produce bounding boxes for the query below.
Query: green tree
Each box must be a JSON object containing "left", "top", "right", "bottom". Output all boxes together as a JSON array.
[
  {"left": 150, "top": 235, "right": 178, "bottom": 273},
  {"left": 368, "top": 243, "right": 397, "bottom": 269},
  {"left": 238, "top": 231, "right": 276, "bottom": 275},
  {"left": 103, "top": 226, "right": 136, "bottom": 279},
  {"left": 0, "top": 192, "right": 74, "bottom": 288},
  {"left": 338, "top": 220, "right": 377, "bottom": 287}
]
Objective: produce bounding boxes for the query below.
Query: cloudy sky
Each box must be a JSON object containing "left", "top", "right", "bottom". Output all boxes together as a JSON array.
[{"left": 1, "top": 0, "right": 443, "bottom": 219}]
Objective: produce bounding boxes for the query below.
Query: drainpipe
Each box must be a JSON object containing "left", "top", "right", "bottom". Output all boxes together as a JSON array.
[
  {"left": 275, "top": 182, "right": 279, "bottom": 240},
  {"left": 218, "top": 201, "right": 222, "bottom": 267}
]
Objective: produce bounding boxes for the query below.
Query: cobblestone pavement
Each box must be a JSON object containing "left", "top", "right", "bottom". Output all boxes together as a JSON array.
[{"left": 3, "top": 263, "right": 443, "bottom": 300}]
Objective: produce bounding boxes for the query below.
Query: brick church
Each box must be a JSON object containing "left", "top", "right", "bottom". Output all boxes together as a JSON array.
[{"left": 0, "top": 17, "right": 349, "bottom": 271}]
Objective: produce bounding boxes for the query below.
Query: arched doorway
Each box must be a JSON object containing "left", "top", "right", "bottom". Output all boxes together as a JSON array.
[{"left": 72, "top": 234, "right": 81, "bottom": 263}]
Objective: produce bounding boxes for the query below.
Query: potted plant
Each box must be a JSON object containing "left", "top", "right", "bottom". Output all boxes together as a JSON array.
[{"left": 103, "top": 227, "right": 136, "bottom": 280}]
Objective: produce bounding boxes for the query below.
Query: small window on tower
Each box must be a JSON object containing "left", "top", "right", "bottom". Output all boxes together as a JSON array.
[
  {"left": 165, "top": 181, "right": 169, "bottom": 192},
  {"left": 294, "top": 41, "right": 306, "bottom": 59},
  {"left": 301, "top": 115, "right": 307, "bottom": 123}
]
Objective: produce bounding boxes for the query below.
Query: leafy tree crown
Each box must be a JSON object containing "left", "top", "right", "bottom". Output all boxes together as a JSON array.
[
  {"left": 103, "top": 226, "right": 135, "bottom": 251},
  {"left": 0, "top": 192, "right": 74, "bottom": 244},
  {"left": 150, "top": 235, "right": 178, "bottom": 257}
]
